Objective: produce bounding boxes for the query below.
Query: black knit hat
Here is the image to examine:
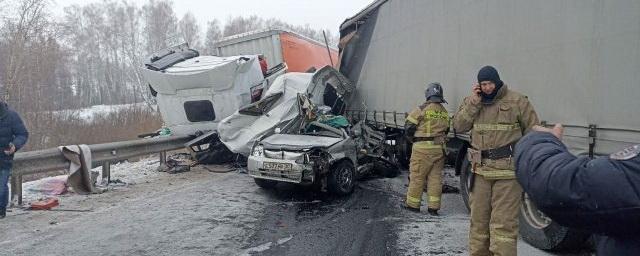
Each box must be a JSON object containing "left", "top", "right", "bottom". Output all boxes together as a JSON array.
[
  {"left": 477, "top": 66, "right": 503, "bottom": 86},
  {"left": 477, "top": 66, "right": 504, "bottom": 102}
]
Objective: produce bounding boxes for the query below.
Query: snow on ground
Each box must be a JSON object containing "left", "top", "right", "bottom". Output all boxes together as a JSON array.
[
  {"left": 1, "top": 160, "right": 271, "bottom": 256},
  {"left": 53, "top": 103, "right": 154, "bottom": 122},
  {"left": 18, "top": 155, "right": 162, "bottom": 204}
]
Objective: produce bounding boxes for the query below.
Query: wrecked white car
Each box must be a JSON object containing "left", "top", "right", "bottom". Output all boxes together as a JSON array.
[
  {"left": 218, "top": 66, "right": 351, "bottom": 155},
  {"left": 219, "top": 66, "right": 398, "bottom": 195},
  {"left": 249, "top": 119, "right": 359, "bottom": 195}
]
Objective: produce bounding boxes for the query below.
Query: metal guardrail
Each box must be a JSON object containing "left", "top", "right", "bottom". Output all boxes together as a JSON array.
[{"left": 9, "top": 135, "right": 192, "bottom": 205}]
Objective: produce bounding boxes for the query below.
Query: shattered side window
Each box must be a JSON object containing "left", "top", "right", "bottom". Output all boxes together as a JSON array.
[{"left": 239, "top": 92, "right": 283, "bottom": 116}]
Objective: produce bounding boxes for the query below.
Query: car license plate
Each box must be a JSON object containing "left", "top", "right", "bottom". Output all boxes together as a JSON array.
[{"left": 263, "top": 162, "right": 293, "bottom": 171}]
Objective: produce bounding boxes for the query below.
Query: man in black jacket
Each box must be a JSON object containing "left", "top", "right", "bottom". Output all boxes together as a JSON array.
[
  {"left": 514, "top": 124, "right": 640, "bottom": 254},
  {"left": 0, "top": 101, "right": 28, "bottom": 219}
]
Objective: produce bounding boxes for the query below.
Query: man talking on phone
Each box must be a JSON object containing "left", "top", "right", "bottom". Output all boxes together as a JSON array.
[
  {"left": 0, "top": 96, "right": 28, "bottom": 219},
  {"left": 453, "top": 66, "right": 538, "bottom": 255}
]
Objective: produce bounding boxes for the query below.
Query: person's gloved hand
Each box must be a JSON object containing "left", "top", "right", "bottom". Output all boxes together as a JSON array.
[
  {"left": 532, "top": 123, "right": 564, "bottom": 139},
  {"left": 469, "top": 83, "right": 482, "bottom": 105}
]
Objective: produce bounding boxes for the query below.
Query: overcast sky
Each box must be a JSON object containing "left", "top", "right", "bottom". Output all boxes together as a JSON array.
[{"left": 52, "top": 0, "right": 373, "bottom": 34}]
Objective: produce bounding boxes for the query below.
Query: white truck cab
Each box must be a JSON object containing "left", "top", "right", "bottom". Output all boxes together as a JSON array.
[{"left": 141, "top": 44, "right": 285, "bottom": 136}]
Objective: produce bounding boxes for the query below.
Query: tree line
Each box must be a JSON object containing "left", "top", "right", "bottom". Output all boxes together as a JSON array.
[{"left": 0, "top": 0, "right": 339, "bottom": 114}]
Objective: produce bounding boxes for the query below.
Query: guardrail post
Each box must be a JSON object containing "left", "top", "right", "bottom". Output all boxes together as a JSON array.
[
  {"left": 10, "top": 174, "right": 23, "bottom": 206},
  {"left": 102, "top": 162, "right": 111, "bottom": 183},
  {"left": 159, "top": 151, "right": 167, "bottom": 166}
]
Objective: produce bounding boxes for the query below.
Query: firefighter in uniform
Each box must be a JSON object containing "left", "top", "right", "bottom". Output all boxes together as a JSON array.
[
  {"left": 453, "top": 66, "right": 539, "bottom": 256},
  {"left": 404, "top": 82, "right": 450, "bottom": 215}
]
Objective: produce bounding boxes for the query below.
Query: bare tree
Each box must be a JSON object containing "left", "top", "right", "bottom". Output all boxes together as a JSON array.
[
  {"left": 142, "top": 0, "right": 178, "bottom": 53},
  {"left": 204, "top": 19, "right": 222, "bottom": 55},
  {"left": 0, "top": 0, "right": 53, "bottom": 110},
  {"left": 178, "top": 12, "right": 201, "bottom": 50},
  {"left": 222, "top": 15, "right": 263, "bottom": 37}
]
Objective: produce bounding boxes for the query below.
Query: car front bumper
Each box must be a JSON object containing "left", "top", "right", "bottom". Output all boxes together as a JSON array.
[{"left": 247, "top": 155, "right": 315, "bottom": 184}]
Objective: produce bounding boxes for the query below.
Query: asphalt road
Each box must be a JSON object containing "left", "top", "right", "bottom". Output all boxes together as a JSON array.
[{"left": 0, "top": 163, "right": 588, "bottom": 256}]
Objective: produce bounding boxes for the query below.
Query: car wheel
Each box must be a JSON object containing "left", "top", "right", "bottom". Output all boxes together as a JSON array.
[
  {"left": 254, "top": 178, "right": 278, "bottom": 189},
  {"left": 328, "top": 161, "right": 356, "bottom": 196}
]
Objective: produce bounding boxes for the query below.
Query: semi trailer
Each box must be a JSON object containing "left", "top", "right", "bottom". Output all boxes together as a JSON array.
[{"left": 338, "top": 0, "right": 640, "bottom": 251}]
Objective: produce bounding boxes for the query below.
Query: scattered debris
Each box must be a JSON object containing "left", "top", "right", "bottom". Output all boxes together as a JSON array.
[
  {"left": 29, "top": 198, "right": 60, "bottom": 210},
  {"left": 27, "top": 176, "right": 68, "bottom": 196},
  {"left": 442, "top": 184, "right": 460, "bottom": 194},
  {"left": 161, "top": 158, "right": 191, "bottom": 174}
]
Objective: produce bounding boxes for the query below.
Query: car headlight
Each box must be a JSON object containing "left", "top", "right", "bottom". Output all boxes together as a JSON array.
[{"left": 252, "top": 145, "right": 264, "bottom": 157}]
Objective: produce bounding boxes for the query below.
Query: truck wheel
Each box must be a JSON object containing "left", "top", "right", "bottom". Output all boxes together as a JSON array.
[
  {"left": 328, "top": 161, "right": 356, "bottom": 196},
  {"left": 459, "top": 155, "right": 472, "bottom": 212},
  {"left": 397, "top": 136, "right": 411, "bottom": 168},
  {"left": 520, "top": 193, "right": 591, "bottom": 250},
  {"left": 460, "top": 155, "right": 590, "bottom": 251},
  {"left": 254, "top": 178, "right": 278, "bottom": 189}
]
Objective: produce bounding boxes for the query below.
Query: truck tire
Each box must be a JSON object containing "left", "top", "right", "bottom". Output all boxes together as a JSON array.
[
  {"left": 460, "top": 155, "right": 590, "bottom": 251},
  {"left": 397, "top": 135, "right": 411, "bottom": 168},
  {"left": 520, "top": 194, "right": 591, "bottom": 251},
  {"left": 459, "top": 155, "right": 472, "bottom": 213},
  {"left": 328, "top": 161, "right": 356, "bottom": 196},
  {"left": 254, "top": 178, "right": 278, "bottom": 189}
]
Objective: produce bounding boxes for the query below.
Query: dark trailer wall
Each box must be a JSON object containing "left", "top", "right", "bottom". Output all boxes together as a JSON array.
[{"left": 338, "top": 0, "right": 640, "bottom": 251}]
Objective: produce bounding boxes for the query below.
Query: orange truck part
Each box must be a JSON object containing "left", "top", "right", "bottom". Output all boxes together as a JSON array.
[
  {"left": 214, "top": 29, "right": 338, "bottom": 74},
  {"left": 279, "top": 32, "right": 338, "bottom": 72}
]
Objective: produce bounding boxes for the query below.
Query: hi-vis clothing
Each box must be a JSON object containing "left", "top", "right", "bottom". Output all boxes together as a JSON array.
[
  {"left": 405, "top": 102, "right": 449, "bottom": 210},
  {"left": 453, "top": 85, "right": 539, "bottom": 180},
  {"left": 453, "top": 85, "right": 539, "bottom": 256}
]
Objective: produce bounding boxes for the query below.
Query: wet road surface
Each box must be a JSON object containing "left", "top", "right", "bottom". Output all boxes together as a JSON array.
[{"left": 247, "top": 182, "right": 399, "bottom": 256}]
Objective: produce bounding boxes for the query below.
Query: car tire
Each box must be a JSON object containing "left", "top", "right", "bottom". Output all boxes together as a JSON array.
[
  {"left": 254, "top": 178, "right": 278, "bottom": 189},
  {"left": 460, "top": 155, "right": 590, "bottom": 251},
  {"left": 328, "top": 161, "right": 356, "bottom": 196}
]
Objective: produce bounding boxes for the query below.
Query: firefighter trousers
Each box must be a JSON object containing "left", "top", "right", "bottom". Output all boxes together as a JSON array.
[
  {"left": 405, "top": 145, "right": 444, "bottom": 210},
  {"left": 469, "top": 175, "right": 522, "bottom": 256}
]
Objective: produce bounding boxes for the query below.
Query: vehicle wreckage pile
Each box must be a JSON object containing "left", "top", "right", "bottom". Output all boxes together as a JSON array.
[
  {"left": 217, "top": 66, "right": 400, "bottom": 195},
  {"left": 141, "top": 45, "right": 399, "bottom": 196}
]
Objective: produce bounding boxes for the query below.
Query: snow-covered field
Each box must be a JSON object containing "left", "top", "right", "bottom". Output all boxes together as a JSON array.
[{"left": 53, "top": 103, "right": 154, "bottom": 123}]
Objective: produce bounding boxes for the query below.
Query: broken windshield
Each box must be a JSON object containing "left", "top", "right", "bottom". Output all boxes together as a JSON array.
[
  {"left": 304, "top": 121, "right": 343, "bottom": 138},
  {"left": 238, "top": 92, "right": 283, "bottom": 116}
]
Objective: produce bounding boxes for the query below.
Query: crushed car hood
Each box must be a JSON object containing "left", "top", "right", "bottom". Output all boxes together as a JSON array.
[
  {"left": 261, "top": 134, "right": 343, "bottom": 150},
  {"left": 218, "top": 66, "right": 355, "bottom": 156}
]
